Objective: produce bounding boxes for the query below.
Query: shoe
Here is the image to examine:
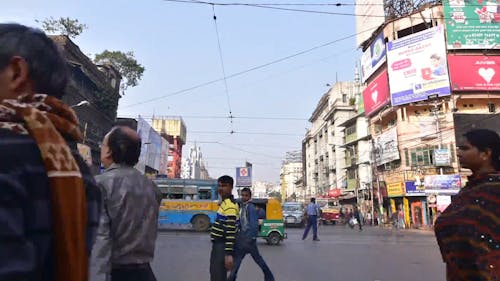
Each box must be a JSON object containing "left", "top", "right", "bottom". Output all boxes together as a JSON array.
[{"left": 313, "top": 238, "right": 320, "bottom": 241}]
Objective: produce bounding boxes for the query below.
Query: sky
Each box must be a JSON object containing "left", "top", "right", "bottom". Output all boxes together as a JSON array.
[{"left": 2, "top": 0, "right": 360, "bottom": 183}]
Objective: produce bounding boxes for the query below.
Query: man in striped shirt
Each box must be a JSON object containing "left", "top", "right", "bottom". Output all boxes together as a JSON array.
[{"left": 210, "top": 175, "right": 240, "bottom": 281}]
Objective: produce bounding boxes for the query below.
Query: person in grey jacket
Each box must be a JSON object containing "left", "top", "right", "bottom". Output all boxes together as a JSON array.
[{"left": 91, "top": 126, "right": 162, "bottom": 281}]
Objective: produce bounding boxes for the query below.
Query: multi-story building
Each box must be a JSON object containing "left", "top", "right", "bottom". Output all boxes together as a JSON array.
[
  {"left": 52, "top": 35, "right": 121, "bottom": 173},
  {"left": 357, "top": 2, "right": 499, "bottom": 228},
  {"left": 303, "top": 81, "right": 358, "bottom": 199},
  {"left": 280, "top": 161, "right": 303, "bottom": 201},
  {"left": 152, "top": 117, "right": 187, "bottom": 178}
]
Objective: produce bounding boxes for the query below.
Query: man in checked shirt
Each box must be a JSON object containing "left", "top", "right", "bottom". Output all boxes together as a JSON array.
[{"left": 210, "top": 175, "right": 240, "bottom": 281}]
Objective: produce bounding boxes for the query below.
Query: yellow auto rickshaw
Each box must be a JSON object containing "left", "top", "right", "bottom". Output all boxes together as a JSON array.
[{"left": 252, "top": 198, "right": 287, "bottom": 245}]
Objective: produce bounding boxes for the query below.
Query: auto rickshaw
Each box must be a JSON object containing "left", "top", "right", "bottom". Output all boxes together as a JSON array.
[{"left": 252, "top": 198, "right": 287, "bottom": 245}]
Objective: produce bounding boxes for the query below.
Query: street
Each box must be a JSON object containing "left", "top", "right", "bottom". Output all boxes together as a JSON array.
[{"left": 144, "top": 225, "right": 445, "bottom": 281}]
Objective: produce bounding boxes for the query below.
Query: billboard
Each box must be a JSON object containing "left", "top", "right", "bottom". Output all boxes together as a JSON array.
[
  {"left": 443, "top": 0, "right": 500, "bottom": 50},
  {"left": 448, "top": 55, "right": 500, "bottom": 91},
  {"left": 362, "top": 69, "right": 390, "bottom": 116},
  {"left": 361, "top": 32, "right": 387, "bottom": 82},
  {"left": 424, "top": 174, "right": 461, "bottom": 195},
  {"left": 146, "top": 127, "right": 162, "bottom": 171},
  {"left": 374, "top": 126, "right": 400, "bottom": 165},
  {"left": 355, "top": 0, "right": 385, "bottom": 47},
  {"left": 387, "top": 26, "right": 451, "bottom": 106},
  {"left": 387, "top": 182, "right": 405, "bottom": 197},
  {"left": 236, "top": 167, "right": 252, "bottom": 187}
]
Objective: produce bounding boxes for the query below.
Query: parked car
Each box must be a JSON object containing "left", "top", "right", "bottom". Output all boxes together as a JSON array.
[{"left": 282, "top": 202, "right": 305, "bottom": 227}]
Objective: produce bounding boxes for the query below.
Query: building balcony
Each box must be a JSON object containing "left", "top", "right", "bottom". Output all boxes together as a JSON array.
[
  {"left": 344, "top": 156, "right": 358, "bottom": 167},
  {"left": 346, "top": 178, "right": 358, "bottom": 190},
  {"left": 345, "top": 132, "right": 358, "bottom": 144}
]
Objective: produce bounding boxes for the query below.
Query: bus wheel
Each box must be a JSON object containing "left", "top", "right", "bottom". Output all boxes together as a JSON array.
[
  {"left": 192, "top": 215, "right": 210, "bottom": 232},
  {"left": 267, "top": 232, "right": 281, "bottom": 246}
]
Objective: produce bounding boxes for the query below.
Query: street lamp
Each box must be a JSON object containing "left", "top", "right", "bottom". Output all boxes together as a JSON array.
[{"left": 71, "top": 100, "right": 90, "bottom": 108}]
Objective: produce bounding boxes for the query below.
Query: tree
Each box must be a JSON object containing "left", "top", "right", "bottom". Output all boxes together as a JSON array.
[
  {"left": 37, "top": 17, "right": 88, "bottom": 39},
  {"left": 94, "top": 50, "right": 145, "bottom": 94}
]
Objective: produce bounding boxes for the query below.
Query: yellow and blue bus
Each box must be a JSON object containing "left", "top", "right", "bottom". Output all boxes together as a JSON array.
[{"left": 154, "top": 178, "right": 219, "bottom": 231}]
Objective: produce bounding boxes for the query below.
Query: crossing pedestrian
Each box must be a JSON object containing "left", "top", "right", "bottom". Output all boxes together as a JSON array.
[{"left": 229, "top": 188, "right": 274, "bottom": 281}]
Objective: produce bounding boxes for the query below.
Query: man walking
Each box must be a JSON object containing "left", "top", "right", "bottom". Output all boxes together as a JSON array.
[
  {"left": 210, "top": 176, "right": 240, "bottom": 281},
  {"left": 354, "top": 206, "right": 363, "bottom": 231},
  {"left": 302, "top": 198, "right": 320, "bottom": 241},
  {"left": 229, "top": 188, "right": 274, "bottom": 281},
  {"left": 92, "top": 126, "right": 162, "bottom": 281},
  {"left": 0, "top": 24, "right": 100, "bottom": 281}
]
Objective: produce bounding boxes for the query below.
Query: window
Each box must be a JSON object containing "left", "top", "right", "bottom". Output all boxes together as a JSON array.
[
  {"left": 409, "top": 146, "right": 438, "bottom": 166},
  {"left": 488, "top": 103, "right": 496, "bottom": 113},
  {"left": 449, "top": 143, "right": 456, "bottom": 163},
  {"left": 374, "top": 123, "right": 382, "bottom": 134},
  {"left": 346, "top": 125, "right": 356, "bottom": 136},
  {"left": 404, "top": 148, "right": 409, "bottom": 166},
  {"left": 388, "top": 119, "right": 396, "bottom": 127},
  {"left": 342, "top": 94, "right": 347, "bottom": 103}
]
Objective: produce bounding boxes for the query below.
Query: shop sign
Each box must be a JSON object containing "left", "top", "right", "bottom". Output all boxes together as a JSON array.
[
  {"left": 387, "top": 182, "right": 405, "bottom": 197},
  {"left": 424, "top": 174, "right": 461, "bottom": 195},
  {"left": 405, "top": 181, "right": 426, "bottom": 196},
  {"left": 437, "top": 195, "right": 452, "bottom": 212},
  {"left": 434, "top": 148, "right": 451, "bottom": 166}
]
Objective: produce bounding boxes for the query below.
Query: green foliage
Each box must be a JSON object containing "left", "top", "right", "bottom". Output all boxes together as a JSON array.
[
  {"left": 94, "top": 50, "right": 145, "bottom": 94},
  {"left": 37, "top": 17, "right": 88, "bottom": 39}
]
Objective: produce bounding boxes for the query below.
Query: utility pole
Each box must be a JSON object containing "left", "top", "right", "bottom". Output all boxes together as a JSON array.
[
  {"left": 371, "top": 139, "right": 383, "bottom": 226},
  {"left": 430, "top": 96, "right": 444, "bottom": 175}
]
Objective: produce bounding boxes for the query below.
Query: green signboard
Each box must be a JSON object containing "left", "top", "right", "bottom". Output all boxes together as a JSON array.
[
  {"left": 357, "top": 93, "right": 365, "bottom": 114},
  {"left": 443, "top": 0, "right": 500, "bottom": 49}
]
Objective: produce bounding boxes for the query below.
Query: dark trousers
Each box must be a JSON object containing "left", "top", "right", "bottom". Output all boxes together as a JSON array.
[
  {"left": 111, "top": 263, "right": 156, "bottom": 281},
  {"left": 228, "top": 236, "right": 274, "bottom": 281},
  {"left": 210, "top": 241, "right": 228, "bottom": 281},
  {"left": 302, "top": 215, "right": 318, "bottom": 240}
]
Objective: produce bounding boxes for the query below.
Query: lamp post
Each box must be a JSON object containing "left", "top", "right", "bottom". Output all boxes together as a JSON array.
[{"left": 70, "top": 100, "right": 90, "bottom": 108}]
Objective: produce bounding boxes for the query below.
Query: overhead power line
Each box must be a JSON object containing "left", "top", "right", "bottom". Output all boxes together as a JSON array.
[{"left": 121, "top": 27, "right": 374, "bottom": 108}]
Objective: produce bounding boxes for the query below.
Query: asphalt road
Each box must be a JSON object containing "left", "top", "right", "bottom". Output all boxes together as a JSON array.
[{"left": 144, "top": 225, "right": 446, "bottom": 281}]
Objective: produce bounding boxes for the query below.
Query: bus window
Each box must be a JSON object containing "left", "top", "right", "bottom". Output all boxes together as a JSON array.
[{"left": 198, "top": 190, "right": 212, "bottom": 200}]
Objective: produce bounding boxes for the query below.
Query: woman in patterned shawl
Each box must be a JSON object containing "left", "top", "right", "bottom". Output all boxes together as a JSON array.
[{"left": 434, "top": 129, "right": 500, "bottom": 281}]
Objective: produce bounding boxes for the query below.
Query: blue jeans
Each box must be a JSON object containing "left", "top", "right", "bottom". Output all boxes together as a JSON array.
[
  {"left": 228, "top": 236, "right": 274, "bottom": 281},
  {"left": 302, "top": 215, "right": 318, "bottom": 240}
]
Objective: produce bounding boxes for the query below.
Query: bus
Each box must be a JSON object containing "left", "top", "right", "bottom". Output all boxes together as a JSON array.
[{"left": 154, "top": 178, "right": 219, "bottom": 231}]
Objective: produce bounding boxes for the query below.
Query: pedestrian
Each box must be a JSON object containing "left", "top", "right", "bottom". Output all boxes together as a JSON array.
[
  {"left": 210, "top": 175, "right": 240, "bottom": 281},
  {"left": 302, "top": 197, "right": 320, "bottom": 241},
  {"left": 0, "top": 23, "right": 101, "bottom": 281},
  {"left": 353, "top": 206, "right": 362, "bottom": 231},
  {"left": 397, "top": 209, "right": 405, "bottom": 230},
  {"left": 92, "top": 126, "right": 162, "bottom": 281},
  {"left": 435, "top": 129, "right": 500, "bottom": 281},
  {"left": 228, "top": 188, "right": 274, "bottom": 281}
]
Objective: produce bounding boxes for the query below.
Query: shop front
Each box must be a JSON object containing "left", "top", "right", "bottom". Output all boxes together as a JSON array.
[
  {"left": 387, "top": 181, "right": 406, "bottom": 226},
  {"left": 405, "top": 181, "right": 428, "bottom": 228}
]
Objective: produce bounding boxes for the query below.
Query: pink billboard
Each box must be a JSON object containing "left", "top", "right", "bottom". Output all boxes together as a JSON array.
[
  {"left": 448, "top": 55, "right": 500, "bottom": 91},
  {"left": 362, "top": 69, "right": 390, "bottom": 116}
]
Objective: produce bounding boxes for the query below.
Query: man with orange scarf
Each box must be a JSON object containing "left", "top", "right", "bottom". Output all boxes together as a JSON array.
[{"left": 0, "top": 24, "right": 101, "bottom": 281}]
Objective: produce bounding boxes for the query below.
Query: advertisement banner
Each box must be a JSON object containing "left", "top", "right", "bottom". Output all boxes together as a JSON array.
[
  {"left": 136, "top": 117, "right": 151, "bottom": 173},
  {"left": 437, "top": 195, "right": 452, "bottom": 212},
  {"left": 355, "top": 0, "right": 386, "bottom": 47},
  {"left": 448, "top": 55, "right": 500, "bottom": 91},
  {"left": 387, "top": 26, "right": 451, "bottom": 106},
  {"left": 434, "top": 148, "right": 451, "bottom": 166},
  {"left": 424, "top": 174, "right": 461, "bottom": 194},
  {"left": 443, "top": 0, "right": 500, "bottom": 50},
  {"left": 374, "top": 126, "right": 400, "bottom": 165},
  {"left": 387, "top": 182, "right": 405, "bottom": 197},
  {"left": 236, "top": 167, "right": 252, "bottom": 187},
  {"left": 362, "top": 69, "right": 390, "bottom": 116},
  {"left": 361, "top": 32, "right": 387, "bottom": 82},
  {"left": 405, "top": 181, "right": 426, "bottom": 196}
]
